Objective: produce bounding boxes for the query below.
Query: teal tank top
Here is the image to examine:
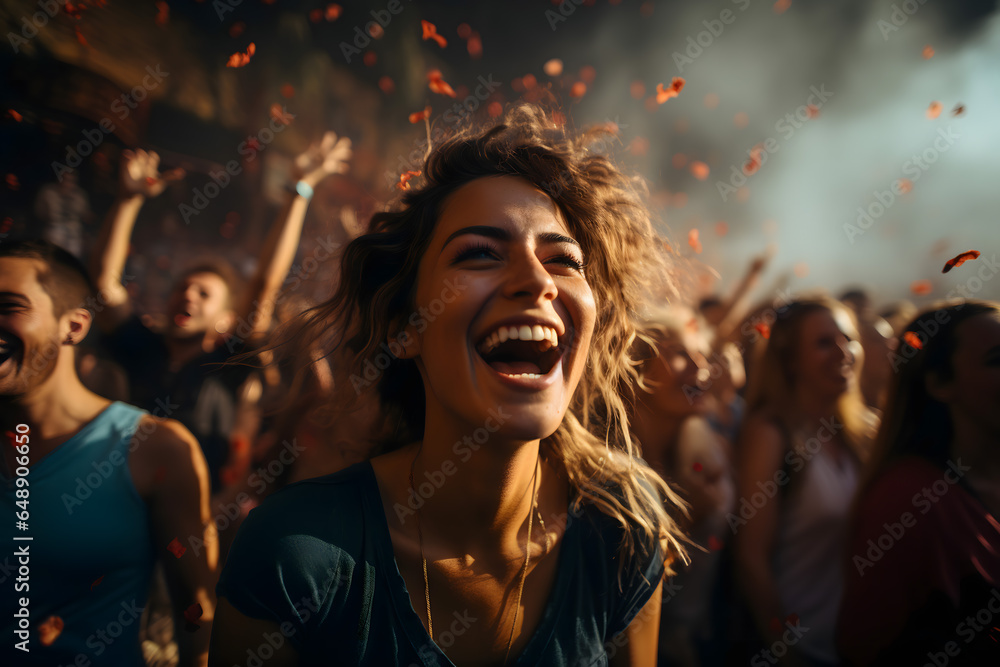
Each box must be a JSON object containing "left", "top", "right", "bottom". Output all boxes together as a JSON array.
[{"left": 1, "top": 402, "right": 154, "bottom": 666}]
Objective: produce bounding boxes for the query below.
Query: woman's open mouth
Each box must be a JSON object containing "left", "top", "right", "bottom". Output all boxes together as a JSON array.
[{"left": 474, "top": 323, "right": 570, "bottom": 389}]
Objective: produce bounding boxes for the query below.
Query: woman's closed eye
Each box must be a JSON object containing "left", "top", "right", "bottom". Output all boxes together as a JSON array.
[{"left": 451, "top": 241, "right": 585, "bottom": 274}]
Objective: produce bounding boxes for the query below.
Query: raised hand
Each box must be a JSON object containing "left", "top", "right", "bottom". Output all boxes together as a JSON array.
[
  {"left": 293, "top": 131, "right": 352, "bottom": 188},
  {"left": 120, "top": 149, "right": 184, "bottom": 198}
]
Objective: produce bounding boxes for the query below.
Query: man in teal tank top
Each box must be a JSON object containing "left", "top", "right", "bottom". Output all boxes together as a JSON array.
[{"left": 0, "top": 240, "right": 217, "bottom": 666}]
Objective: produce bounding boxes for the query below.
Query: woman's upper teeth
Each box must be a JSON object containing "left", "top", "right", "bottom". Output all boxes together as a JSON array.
[{"left": 478, "top": 325, "right": 559, "bottom": 354}]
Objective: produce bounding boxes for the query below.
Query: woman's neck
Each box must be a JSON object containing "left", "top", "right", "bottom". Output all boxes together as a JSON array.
[
  {"left": 630, "top": 401, "right": 684, "bottom": 476},
  {"left": 949, "top": 418, "right": 1000, "bottom": 482}
]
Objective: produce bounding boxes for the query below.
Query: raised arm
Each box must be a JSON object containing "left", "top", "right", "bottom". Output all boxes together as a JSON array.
[
  {"left": 89, "top": 149, "right": 183, "bottom": 332},
  {"left": 236, "top": 132, "right": 352, "bottom": 340},
  {"left": 141, "top": 417, "right": 218, "bottom": 667}
]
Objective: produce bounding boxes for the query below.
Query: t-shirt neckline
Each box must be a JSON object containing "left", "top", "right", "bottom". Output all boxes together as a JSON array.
[{"left": 360, "top": 460, "right": 578, "bottom": 666}]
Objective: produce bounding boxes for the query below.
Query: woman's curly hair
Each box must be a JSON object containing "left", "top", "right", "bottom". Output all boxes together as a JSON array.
[{"left": 268, "top": 103, "right": 688, "bottom": 574}]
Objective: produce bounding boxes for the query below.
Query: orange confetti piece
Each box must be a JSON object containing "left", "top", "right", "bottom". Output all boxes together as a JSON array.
[
  {"left": 926, "top": 101, "right": 942, "bottom": 119},
  {"left": 687, "top": 229, "right": 703, "bottom": 254},
  {"left": 672, "top": 153, "right": 688, "bottom": 169},
  {"left": 280, "top": 83, "right": 295, "bottom": 99},
  {"left": 689, "top": 161, "right": 709, "bottom": 180},
  {"left": 544, "top": 59, "right": 563, "bottom": 77},
  {"left": 427, "top": 70, "right": 456, "bottom": 98},
  {"left": 630, "top": 81, "right": 646, "bottom": 100},
  {"left": 522, "top": 74, "right": 537, "bottom": 89},
  {"left": 922, "top": 45, "right": 934, "bottom": 59},
  {"left": 903, "top": 331, "right": 923, "bottom": 350},
  {"left": 421, "top": 20, "right": 447, "bottom": 48},
  {"left": 183, "top": 603, "right": 204, "bottom": 631},
  {"left": 368, "top": 23, "right": 384, "bottom": 39},
  {"left": 409, "top": 106, "right": 432, "bottom": 124},
  {"left": 74, "top": 25, "right": 88, "bottom": 47},
  {"left": 942, "top": 250, "right": 980, "bottom": 273},
  {"left": 487, "top": 101, "right": 503, "bottom": 118},
  {"left": 378, "top": 76, "right": 395, "bottom": 94},
  {"left": 579, "top": 65, "right": 597, "bottom": 84},
  {"left": 743, "top": 145, "right": 763, "bottom": 176},
  {"left": 806, "top": 104, "right": 820, "bottom": 119},
  {"left": 952, "top": 103, "right": 965, "bottom": 116},
  {"left": 325, "top": 3, "right": 342, "bottom": 21},
  {"left": 655, "top": 77, "right": 685, "bottom": 103},
  {"left": 708, "top": 535, "right": 723, "bottom": 551},
  {"left": 228, "top": 21, "right": 245, "bottom": 38},
  {"left": 64, "top": 3, "right": 85, "bottom": 20},
  {"left": 773, "top": 0, "right": 791, "bottom": 13},
  {"left": 39, "top": 616, "right": 64, "bottom": 646},
  {"left": 754, "top": 322, "right": 771, "bottom": 339},
  {"left": 570, "top": 81, "right": 587, "bottom": 98},
  {"left": 363, "top": 51, "right": 377, "bottom": 66},
  {"left": 167, "top": 537, "right": 186, "bottom": 558},
  {"left": 154, "top": 1, "right": 169, "bottom": 26},
  {"left": 628, "top": 137, "right": 649, "bottom": 156},
  {"left": 226, "top": 43, "right": 255, "bottom": 68},
  {"left": 397, "top": 170, "right": 421, "bottom": 190},
  {"left": 897, "top": 178, "right": 912, "bottom": 194},
  {"left": 7, "top": 109, "right": 22, "bottom": 122},
  {"left": 6, "top": 174, "right": 20, "bottom": 190},
  {"left": 715, "top": 221, "right": 729, "bottom": 237},
  {"left": 457, "top": 23, "right": 472, "bottom": 40},
  {"left": 734, "top": 111, "right": 749, "bottom": 128}
]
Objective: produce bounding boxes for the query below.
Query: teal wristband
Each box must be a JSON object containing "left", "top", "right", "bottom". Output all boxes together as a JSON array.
[{"left": 294, "top": 180, "right": 314, "bottom": 200}]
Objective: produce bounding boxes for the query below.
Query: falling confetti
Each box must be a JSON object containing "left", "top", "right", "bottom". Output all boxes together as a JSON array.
[
  {"left": 183, "top": 603, "right": 204, "bottom": 632},
  {"left": 672, "top": 153, "right": 688, "bottom": 169},
  {"left": 457, "top": 23, "right": 472, "bottom": 39},
  {"left": 39, "top": 616, "right": 64, "bottom": 646},
  {"left": 952, "top": 103, "right": 965, "bottom": 116},
  {"left": 744, "top": 146, "right": 763, "bottom": 175},
  {"left": 897, "top": 178, "right": 912, "bottom": 194},
  {"left": 734, "top": 111, "right": 749, "bottom": 128},
  {"left": 427, "top": 70, "right": 456, "bottom": 97},
  {"left": 926, "top": 101, "right": 942, "bottom": 119},
  {"left": 687, "top": 228, "right": 703, "bottom": 254},
  {"left": 543, "top": 58, "right": 563, "bottom": 77},
  {"left": 630, "top": 81, "right": 646, "bottom": 99},
  {"left": 228, "top": 21, "right": 245, "bottom": 38},
  {"left": 487, "top": 101, "right": 503, "bottom": 117},
  {"left": 922, "top": 45, "right": 934, "bottom": 59},
  {"left": 942, "top": 250, "right": 980, "bottom": 273},
  {"left": 74, "top": 25, "right": 89, "bottom": 47},
  {"left": 226, "top": 43, "right": 255, "bottom": 68},
  {"left": 6, "top": 174, "right": 20, "bottom": 190},
  {"left": 773, "top": 0, "right": 791, "bottom": 13},
  {"left": 707, "top": 535, "right": 723, "bottom": 551},
  {"left": 903, "top": 331, "right": 923, "bottom": 350},
  {"left": 270, "top": 104, "right": 294, "bottom": 126},
  {"left": 570, "top": 81, "right": 587, "bottom": 98},
  {"left": 655, "top": 77, "right": 685, "bottom": 103},
  {"left": 363, "top": 51, "right": 377, "bottom": 66},
  {"left": 910, "top": 280, "right": 933, "bottom": 296},
  {"left": 421, "top": 20, "right": 447, "bottom": 48},
  {"left": 689, "top": 161, "right": 710, "bottom": 180},
  {"left": 7, "top": 109, "right": 22, "bottom": 122},
  {"left": 167, "top": 538, "right": 187, "bottom": 558},
  {"left": 467, "top": 32, "right": 482, "bottom": 58},
  {"left": 754, "top": 322, "right": 771, "bottom": 339},
  {"left": 280, "top": 83, "right": 295, "bottom": 99},
  {"left": 704, "top": 93, "right": 719, "bottom": 109},
  {"left": 378, "top": 76, "right": 395, "bottom": 94},
  {"left": 90, "top": 575, "right": 104, "bottom": 590},
  {"left": 715, "top": 221, "right": 729, "bottom": 237},
  {"left": 154, "top": 1, "right": 169, "bottom": 26},
  {"left": 325, "top": 3, "right": 342, "bottom": 20},
  {"left": 805, "top": 104, "right": 820, "bottom": 119},
  {"left": 397, "top": 170, "right": 421, "bottom": 190},
  {"left": 409, "top": 106, "right": 432, "bottom": 124}
]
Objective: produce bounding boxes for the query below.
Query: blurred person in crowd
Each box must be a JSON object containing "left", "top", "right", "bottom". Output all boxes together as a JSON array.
[
  {"left": 34, "top": 169, "right": 92, "bottom": 259},
  {"left": 837, "top": 300, "right": 1000, "bottom": 666},
  {"left": 734, "top": 297, "right": 877, "bottom": 666},
  {"left": 698, "top": 253, "right": 769, "bottom": 333},
  {"left": 840, "top": 288, "right": 895, "bottom": 411},
  {"left": 89, "top": 133, "right": 351, "bottom": 493},
  {"left": 702, "top": 340, "right": 747, "bottom": 447},
  {"left": 629, "top": 306, "right": 735, "bottom": 667},
  {"left": 210, "top": 104, "right": 689, "bottom": 666},
  {"left": 879, "top": 299, "right": 918, "bottom": 337},
  {"left": 0, "top": 239, "right": 216, "bottom": 666}
]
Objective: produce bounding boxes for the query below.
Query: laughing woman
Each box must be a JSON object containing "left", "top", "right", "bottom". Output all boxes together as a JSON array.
[{"left": 208, "top": 105, "right": 687, "bottom": 667}]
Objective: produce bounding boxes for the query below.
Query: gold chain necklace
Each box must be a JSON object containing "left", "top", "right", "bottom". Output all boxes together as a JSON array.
[{"left": 409, "top": 451, "right": 540, "bottom": 665}]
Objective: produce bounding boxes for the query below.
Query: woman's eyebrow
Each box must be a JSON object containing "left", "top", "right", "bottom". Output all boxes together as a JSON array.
[{"left": 440, "top": 226, "right": 581, "bottom": 252}]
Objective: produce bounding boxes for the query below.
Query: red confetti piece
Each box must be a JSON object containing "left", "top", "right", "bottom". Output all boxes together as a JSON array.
[
  {"left": 226, "top": 43, "right": 255, "bottom": 68},
  {"left": 922, "top": 45, "right": 934, "bottom": 59},
  {"left": 544, "top": 59, "right": 563, "bottom": 77},
  {"left": 805, "top": 104, "right": 820, "bottom": 119},
  {"left": 715, "top": 221, "right": 729, "bottom": 237},
  {"left": 0, "top": 217, "right": 11, "bottom": 233},
  {"left": 220, "top": 466, "right": 240, "bottom": 486},
  {"left": 692, "top": 462, "right": 703, "bottom": 472},
  {"left": 689, "top": 161, "right": 709, "bottom": 180},
  {"left": 579, "top": 65, "right": 597, "bottom": 83},
  {"left": 309, "top": 9, "right": 323, "bottom": 23},
  {"left": 64, "top": 3, "right": 85, "bottom": 20},
  {"left": 630, "top": 81, "right": 646, "bottom": 100},
  {"left": 6, "top": 174, "right": 20, "bottom": 190},
  {"left": 942, "top": 250, "right": 980, "bottom": 273},
  {"left": 228, "top": 21, "right": 245, "bottom": 38},
  {"left": 655, "top": 77, "right": 685, "bottom": 103},
  {"left": 74, "top": 25, "right": 89, "bottom": 47},
  {"left": 487, "top": 101, "right": 503, "bottom": 118},
  {"left": 570, "top": 81, "right": 587, "bottom": 98},
  {"left": 421, "top": 20, "right": 447, "bottom": 48},
  {"left": 687, "top": 229, "right": 703, "bottom": 254},
  {"left": 167, "top": 538, "right": 186, "bottom": 558},
  {"left": 280, "top": 83, "right": 295, "bottom": 99},
  {"left": 363, "top": 51, "right": 377, "bottom": 67},
  {"left": 39, "top": 616, "right": 64, "bottom": 646},
  {"left": 671, "top": 153, "right": 687, "bottom": 169},
  {"left": 467, "top": 32, "right": 482, "bottom": 58},
  {"left": 325, "top": 3, "right": 342, "bottom": 21},
  {"left": 708, "top": 535, "right": 723, "bottom": 551},
  {"left": 368, "top": 23, "right": 384, "bottom": 39},
  {"left": 154, "top": 1, "right": 169, "bottom": 26},
  {"left": 457, "top": 23, "right": 472, "bottom": 39},
  {"left": 903, "top": 331, "right": 923, "bottom": 350},
  {"left": 754, "top": 322, "right": 771, "bottom": 339},
  {"left": 378, "top": 76, "right": 395, "bottom": 94},
  {"left": 744, "top": 145, "right": 763, "bottom": 175},
  {"left": 522, "top": 74, "right": 537, "bottom": 90},
  {"left": 897, "top": 178, "right": 912, "bottom": 194},
  {"left": 952, "top": 103, "right": 965, "bottom": 116},
  {"left": 773, "top": 0, "right": 791, "bottom": 13},
  {"left": 397, "top": 170, "right": 421, "bottom": 190},
  {"left": 8, "top": 109, "right": 23, "bottom": 122},
  {"left": 90, "top": 575, "right": 104, "bottom": 590},
  {"left": 926, "top": 101, "right": 942, "bottom": 120},
  {"left": 910, "top": 279, "right": 933, "bottom": 295},
  {"left": 183, "top": 603, "right": 203, "bottom": 631},
  {"left": 427, "top": 70, "right": 456, "bottom": 98}
]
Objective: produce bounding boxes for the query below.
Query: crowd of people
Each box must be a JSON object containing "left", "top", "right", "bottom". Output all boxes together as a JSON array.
[{"left": 1, "top": 102, "right": 997, "bottom": 667}]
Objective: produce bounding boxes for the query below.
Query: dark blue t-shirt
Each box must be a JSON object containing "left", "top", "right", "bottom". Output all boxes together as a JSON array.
[{"left": 217, "top": 461, "right": 665, "bottom": 666}]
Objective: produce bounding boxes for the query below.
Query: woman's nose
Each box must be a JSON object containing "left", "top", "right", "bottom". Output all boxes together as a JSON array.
[{"left": 504, "top": 251, "right": 557, "bottom": 302}]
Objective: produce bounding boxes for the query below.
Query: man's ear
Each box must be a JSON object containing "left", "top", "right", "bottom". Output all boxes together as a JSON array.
[
  {"left": 62, "top": 308, "right": 93, "bottom": 345},
  {"left": 924, "top": 370, "right": 953, "bottom": 404}
]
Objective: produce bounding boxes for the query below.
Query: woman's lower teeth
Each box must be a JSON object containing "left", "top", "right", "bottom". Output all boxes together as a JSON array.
[{"left": 501, "top": 372, "right": 541, "bottom": 379}]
